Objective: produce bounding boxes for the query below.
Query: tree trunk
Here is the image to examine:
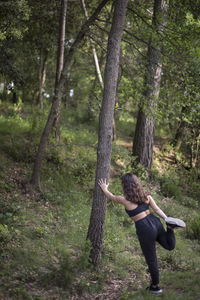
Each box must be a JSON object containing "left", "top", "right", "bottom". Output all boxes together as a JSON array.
[
  {"left": 87, "top": 48, "right": 105, "bottom": 120},
  {"left": 54, "top": 0, "right": 68, "bottom": 142},
  {"left": 38, "top": 47, "right": 48, "bottom": 110},
  {"left": 132, "top": 0, "right": 168, "bottom": 172},
  {"left": 81, "top": 0, "right": 104, "bottom": 120},
  {"left": 113, "top": 47, "right": 122, "bottom": 142},
  {"left": 81, "top": 0, "right": 104, "bottom": 90},
  {"left": 173, "top": 119, "right": 186, "bottom": 152},
  {"left": 190, "top": 128, "right": 200, "bottom": 169},
  {"left": 82, "top": 0, "right": 120, "bottom": 140},
  {"left": 173, "top": 106, "right": 187, "bottom": 152},
  {"left": 87, "top": 0, "right": 128, "bottom": 266},
  {"left": 31, "top": 0, "right": 110, "bottom": 190}
]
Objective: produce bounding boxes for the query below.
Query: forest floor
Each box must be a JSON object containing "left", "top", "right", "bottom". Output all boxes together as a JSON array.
[{"left": 0, "top": 103, "right": 200, "bottom": 299}]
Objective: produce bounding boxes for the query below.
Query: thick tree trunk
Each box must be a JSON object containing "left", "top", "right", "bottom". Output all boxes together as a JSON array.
[
  {"left": 87, "top": 0, "right": 128, "bottom": 266},
  {"left": 54, "top": 0, "right": 68, "bottom": 142},
  {"left": 31, "top": 0, "right": 110, "bottom": 190},
  {"left": 132, "top": 0, "right": 168, "bottom": 171}
]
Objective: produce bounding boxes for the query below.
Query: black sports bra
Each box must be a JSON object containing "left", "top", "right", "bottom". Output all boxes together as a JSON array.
[{"left": 125, "top": 202, "right": 149, "bottom": 217}]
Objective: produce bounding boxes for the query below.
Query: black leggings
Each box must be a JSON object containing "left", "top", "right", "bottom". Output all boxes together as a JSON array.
[{"left": 135, "top": 214, "right": 175, "bottom": 285}]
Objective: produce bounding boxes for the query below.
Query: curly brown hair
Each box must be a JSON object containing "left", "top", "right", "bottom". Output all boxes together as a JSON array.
[{"left": 121, "top": 173, "right": 148, "bottom": 204}]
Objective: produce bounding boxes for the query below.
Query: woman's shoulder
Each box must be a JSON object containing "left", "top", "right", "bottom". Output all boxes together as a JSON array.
[{"left": 145, "top": 195, "right": 151, "bottom": 204}]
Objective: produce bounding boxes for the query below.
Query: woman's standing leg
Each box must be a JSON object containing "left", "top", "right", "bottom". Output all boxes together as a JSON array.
[{"left": 138, "top": 234, "right": 159, "bottom": 285}]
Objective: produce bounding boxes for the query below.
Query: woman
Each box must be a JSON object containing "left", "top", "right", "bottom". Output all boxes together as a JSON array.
[{"left": 98, "top": 173, "right": 185, "bottom": 294}]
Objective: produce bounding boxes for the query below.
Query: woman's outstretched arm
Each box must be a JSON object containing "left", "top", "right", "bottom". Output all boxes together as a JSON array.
[
  {"left": 98, "top": 178, "right": 125, "bottom": 204},
  {"left": 148, "top": 195, "right": 167, "bottom": 220}
]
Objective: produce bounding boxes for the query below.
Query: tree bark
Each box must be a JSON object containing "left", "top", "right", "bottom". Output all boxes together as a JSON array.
[
  {"left": 82, "top": 0, "right": 120, "bottom": 140},
  {"left": 132, "top": 0, "right": 168, "bottom": 172},
  {"left": 31, "top": 0, "right": 110, "bottom": 190},
  {"left": 87, "top": 0, "right": 128, "bottom": 266},
  {"left": 81, "top": 0, "right": 104, "bottom": 90},
  {"left": 173, "top": 119, "right": 186, "bottom": 152},
  {"left": 81, "top": 0, "right": 104, "bottom": 120},
  {"left": 54, "top": 0, "right": 68, "bottom": 142},
  {"left": 38, "top": 47, "right": 48, "bottom": 110},
  {"left": 173, "top": 105, "right": 187, "bottom": 152},
  {"left": 190, "top": 128, "right": 200, "bottom": 169}
]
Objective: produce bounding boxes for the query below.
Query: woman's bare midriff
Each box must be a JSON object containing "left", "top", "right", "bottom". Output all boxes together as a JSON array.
[{"left": 130, "top": 210, "right": 150, "bottom": 222}]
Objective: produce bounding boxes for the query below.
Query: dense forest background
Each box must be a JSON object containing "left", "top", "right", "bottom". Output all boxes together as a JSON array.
[{"left": 0, "top": 0, "right": 200, "bottom": 299}]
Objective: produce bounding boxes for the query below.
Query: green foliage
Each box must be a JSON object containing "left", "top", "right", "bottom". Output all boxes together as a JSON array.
[
  {"left": 0, "top": 104, "right": 37, "bottom": 162},
  {"left": 0, "top": 0, "right": 30, "bottom": 41},
  {"left": 160, "top": 170, "right": 183, "bottom": 201},
  {"left": 160, "top": 178, "right": 182, "bottom": 201},
  {"left": 130, "top": 156, "right": 148, "bottom": 180},
  {"left": 178, "top": 196, "right": 198, "bottom": 209},
  {"left": 0, "top": 224, "right": 11, "bottom": 243},
  {"left": 187, "top": 214, "right": 200, "bottom": 240},
  {"left": 47, "top": 247, "right": 74, "bottom": 289},
  {"left": 190, "top": 182, "right": 200, "bottom": 202}
]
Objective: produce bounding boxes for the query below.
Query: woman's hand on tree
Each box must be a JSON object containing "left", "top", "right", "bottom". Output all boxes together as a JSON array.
[{"left": 98, "top": 178, "right": 109, "bottom": 191}]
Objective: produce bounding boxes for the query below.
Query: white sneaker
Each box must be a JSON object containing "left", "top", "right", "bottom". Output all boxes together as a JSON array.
[{"left": 165, "top": 217, "right": 186, "bottom": 228}]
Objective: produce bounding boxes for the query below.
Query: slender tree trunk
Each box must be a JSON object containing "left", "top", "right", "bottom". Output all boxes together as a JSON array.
[
  {"left": 132, "top": 0, "right": 168, "bottom": 172},
  {"left": 113, "top": 47, "right": 122, "bottom": 141},
  {"left": 173, "top": 119, "right": 186, "bottom": 152},
  {"left": 87, "top": 49, "right": 105, "bottom": 120},
  {"left": 87, "top": 0, "right": 128, "bottom": 266},
  {"left": 81, "top": 0, "right": 104, "bottom": 120},
  {"left": 54, "top": 0, "right": 68, "bottom": 142},
  {"left": 38, "top": 47, "right": 48, "bottom": 110},
  {"left": 31, "top": 0, "right": 110, "bottom": 190},
  {"left": 82, "top": 0, "right": 120, "bottom": 140},
  {"left": 81, "top": 0, "right": 104, "bottom": 90},
  {"left": 190, "top": 129, "right": 200, "bottom": 169},
  {"left": 173, "top": 106, "right": 187, "bottom": 152}
]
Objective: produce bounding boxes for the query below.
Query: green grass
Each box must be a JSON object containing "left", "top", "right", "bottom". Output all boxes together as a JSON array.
[{"left": 0, "top": 101, "right": 200, "bottom": 299}]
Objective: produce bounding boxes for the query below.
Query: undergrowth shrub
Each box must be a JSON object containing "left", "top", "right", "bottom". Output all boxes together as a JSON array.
[
  {"left": 160, "top": 179, "right": 182, "bottom": 201},
  {"left": 118, "top": 154, "right": 148, "bottom": 180},
  {"left": 178, "top": 196, "right": 198, "bottom": 208},
  {"left": 0, "top": 102, "right": 52, "bottom": 162},
  {"left": 187, "top": 214, "right": 200, "bottom": 240},
  {"left": 159, "top": 248, "right": 191, "bottom": 272},
  {"left": 160, "top": 170, "right": 182, "bottom": 201},
  {"left": 47, "top": 247, "right": 74, "bottom": 289},
  {"left": 72, "top": 148, "right": 96, "bottom": 185},
  {"left": 190, "top": 182, "right": 200, "bottom": 202},
  {"left": 76, "top": 241, "right": 92, "bottom": 271},
  {"left": 0, "top": 224, "right": 11, "bottom": 243}
]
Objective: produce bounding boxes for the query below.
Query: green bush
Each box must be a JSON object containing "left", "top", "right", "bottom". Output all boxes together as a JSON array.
[
  {"left": 190, "top": 182, "right": 200, "bottom": 201},
  {"left": 160, "top": 178, "right": 182, "bottom": 201},
  {"left": 160, "top": 169, "right": 183, "bottom": 201},
  {"left": 179, "top": 196, "right": 198, "bottom": 208},
  {"left": 0, "top": 224, "right": 11, "bottom": 243},
  {"left": 47, "top": 247, "right": 74, "bottom": 289},
  {"left": 121, "top": 155, "right": 148, "bottom": 180},
  {"left": 187, "top": 214, "right": 200, "bottom": 240}
]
